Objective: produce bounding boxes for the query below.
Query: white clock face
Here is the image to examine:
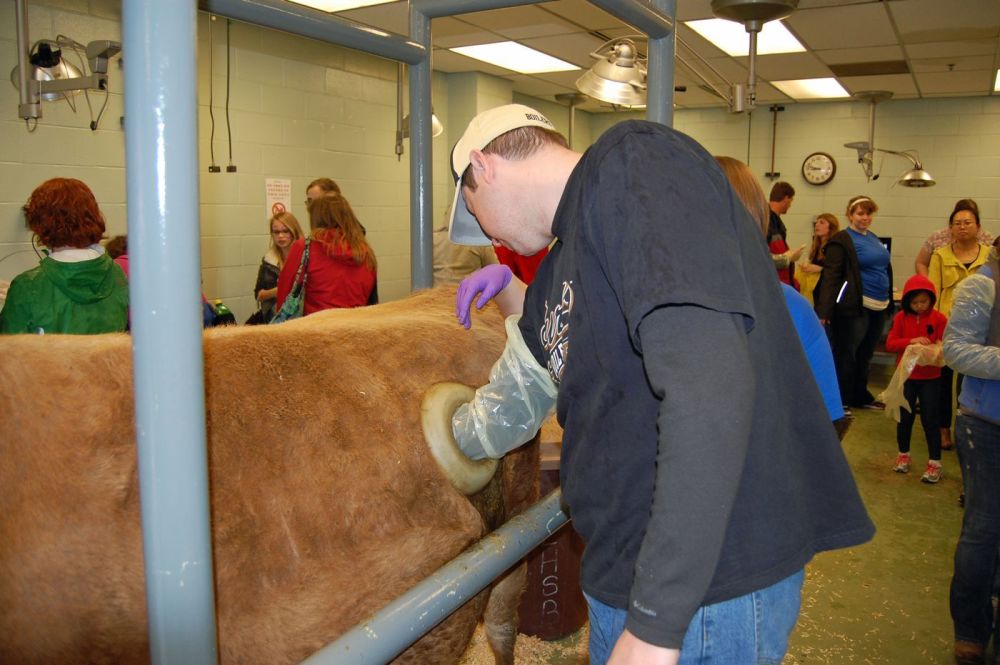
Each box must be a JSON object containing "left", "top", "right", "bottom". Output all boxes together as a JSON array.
[{"left": 802, "top": 153, "right": 835, "bottom": 185}]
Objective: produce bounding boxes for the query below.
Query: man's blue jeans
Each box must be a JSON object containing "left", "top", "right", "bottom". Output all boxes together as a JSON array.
[
  {"left": 951, "top": 413, "right": 1000, "bottom": 647},
  {"left": 585, "top": 569, "right": 804, "bottom": 665}
]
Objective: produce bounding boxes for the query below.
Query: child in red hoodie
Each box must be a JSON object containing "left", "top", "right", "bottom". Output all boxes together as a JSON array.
[{"left": 885, "top": 274, "right": 949, "bottom": 483}]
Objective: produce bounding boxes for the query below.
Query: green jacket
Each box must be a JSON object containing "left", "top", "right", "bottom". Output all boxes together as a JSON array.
[{"left": 0, "top": 254, "right": 129, "bottom": 334}]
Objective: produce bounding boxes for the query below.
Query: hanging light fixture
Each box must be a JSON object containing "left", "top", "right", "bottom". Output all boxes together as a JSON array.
[
  {"left": 576, "top": 0, "right": 798, "bottom": 112},
  {"left": 395, "top": 62, "right": 443, "bottom": 160},
  {"left": 9, "top": 42, "right": 84, "bottom": 103},
  {"left": 12, "top": 0, "right": 121, "bottom": 125},
  {"left": 401, "top": 113, "right": 444, "bottom": 139},
  {"left": 844, "top": 91, "right": 936, "bottom": 187},
  {"left": 575, "top": 37, "right": 647, "bottom": 107},
  {"left": 894, "top": 153, "right": 935, "bottom": 187}
]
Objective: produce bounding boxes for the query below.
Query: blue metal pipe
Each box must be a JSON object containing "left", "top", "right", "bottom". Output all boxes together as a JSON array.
[
  {"left": 301, "top": 489, "right": 569, "bottom": 665},
  {"left": 588, "top": 0, "right": 674, "bottom": 38},
  {"left": 413, "top": 0, "right": 672, "bottom": 37},
  {"left": 408, "top": 10, "right": 434, "bottom": 290},
  {"left": 646, "top": 0, "right": 676, "bottom": 126},
  {"left": 122, "top": 0, "right": 218, "bottom": 663},
  {"left": 413, "top": 0, "right": 540, "bottom": 19},
  {"left": 201, "top": 0, "right": 426, "bottom": 65}
]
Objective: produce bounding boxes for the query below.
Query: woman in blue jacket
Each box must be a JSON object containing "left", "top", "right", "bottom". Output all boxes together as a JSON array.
[{"left": 944, "top": 257, "right": 1000, "bottom": 665}]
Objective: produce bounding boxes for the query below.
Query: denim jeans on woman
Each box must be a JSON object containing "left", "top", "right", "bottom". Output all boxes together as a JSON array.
[
  {"left": 951, "top": 414, "right": 1000, "bottom": 648},
  {"left": 585, "top": 569, "right": 804, "bottom": 665}
]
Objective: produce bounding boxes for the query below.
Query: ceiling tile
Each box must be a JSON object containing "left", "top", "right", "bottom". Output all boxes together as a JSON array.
[
  {"left": 784, "top": 4, "right": 896, "bottom": 50},
  {"left": 796, "top": 0, "right": 878, "bottom": 7},
  {"left": 461, "top": 6, "right": 577, "bottom": 39},
  {"left": 524, "top": 68, "right": 586, "bottom": 88},
  {"left": 915, "top": 70, "right": 995, "bottom": 95},
  {"left": 430, "top": 18, "right": 501, "bottom": 49},
  {"left": 905, "top": 40, "right": 998, "bottom": 59},
  {"left": 839, "top": 73, "right": 920, "bottom": 98},
  {"left": 674, "top": 0, "right": 715, "bottom": 22},
  {"left": 338, "top": 1, "right": 407, "bottom": 35},
  {"left": 889, "top": 0, "right": 1000, "bottom": 44},
  {"left": 520, "top": 32, "right": 608, "bottom": 68},
  {"left": 507, "top": 73, "right": 577, "bottom": 99},
  {"left": 431, "top": 48, "right": 516, "bottom": 76},
  {"left": 814, "top": 45, "right": 907, "bottom": 65},
  {"left": 910, "top": 55, "right": 995, "bottom": 74},
  {"left": 752, "top": 52, "right": 832, "bottom": 81},
  {"left": 537, "top": 0, "right": 623, "bottom": 32}
]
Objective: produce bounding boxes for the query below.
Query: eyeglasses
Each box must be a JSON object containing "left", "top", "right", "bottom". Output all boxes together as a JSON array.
[{"left": 271, "top": 229, "right": 292, "bottom": 236}]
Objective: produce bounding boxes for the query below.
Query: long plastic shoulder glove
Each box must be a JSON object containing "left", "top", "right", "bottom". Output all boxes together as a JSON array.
[
  {"left": 452, "top": 315, "right": 558, "bottom": 460},
  {"left": 878, "top": 343, "right": 945, "bottom": 422},
  {"left": 944, "top": 274, "right": 1000, "bottom": 380}
]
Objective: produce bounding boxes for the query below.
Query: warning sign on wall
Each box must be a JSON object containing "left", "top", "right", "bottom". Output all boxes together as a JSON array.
[{"left": 265, "top": 178, "right": 292, "bottom": 218}]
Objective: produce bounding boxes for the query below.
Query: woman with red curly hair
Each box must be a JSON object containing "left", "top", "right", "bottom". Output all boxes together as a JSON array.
[{"left": 1, "top": 178, "right": 128, "bottom": 334}]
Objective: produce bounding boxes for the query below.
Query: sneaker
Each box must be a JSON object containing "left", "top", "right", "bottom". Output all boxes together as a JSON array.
[
  {"left": 859, "top": 400, "right": 886, "bottom": 411},
  {"left": 893, "top": 453, "right": 911, "bottom": 473},
  {"left": 842, "top": 405, "right": 854, "bottom": 418},
  {"left": 921, "top": 462, "right": 942, "bottom": 484}
]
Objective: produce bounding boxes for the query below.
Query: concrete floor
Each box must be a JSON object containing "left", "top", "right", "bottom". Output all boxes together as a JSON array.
[
  {"left": 784, "top": 380, "right": 961, "bottom": 664},
  {"left": 462, "top": 366, "right": 967, "bottom": 664}
]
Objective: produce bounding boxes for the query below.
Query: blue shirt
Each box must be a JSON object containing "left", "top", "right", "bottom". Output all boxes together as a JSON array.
[
  {"left": 848, "top": 228, "right": 891, "bottom": 301},
  {"left": 782, "top": 284, "right": 844, "bottom": 421}
]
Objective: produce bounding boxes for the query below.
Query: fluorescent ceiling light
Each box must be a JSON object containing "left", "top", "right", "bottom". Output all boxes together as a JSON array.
[
  {"left": 995, "top": 69, "right": 1000, "bottom": 92},
  {"left": 450, "top": 42, "right": 579, "bottom": 74},
  {"left": 287, "top": 0, "right": 395, "bottom": 11},
  {"left": 772, "top": 78, "right": 850, "bottom": 99},
  {"left": 685, "top": 18, "right": 805, "bottom": 56}
]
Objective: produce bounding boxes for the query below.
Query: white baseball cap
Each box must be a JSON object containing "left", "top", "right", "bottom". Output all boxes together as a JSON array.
[{"left": 448, "top": 104, "right": 556, "bottom": 246}]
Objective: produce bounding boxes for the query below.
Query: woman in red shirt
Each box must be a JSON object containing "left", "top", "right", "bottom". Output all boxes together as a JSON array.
[{"left": 276, "top": 193, "right": 376, "bottom": 314}]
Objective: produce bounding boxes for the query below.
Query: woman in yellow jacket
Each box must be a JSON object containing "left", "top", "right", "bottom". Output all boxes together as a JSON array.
[{"left": 928, "top": 198, "right": 990, "bottom": 449}]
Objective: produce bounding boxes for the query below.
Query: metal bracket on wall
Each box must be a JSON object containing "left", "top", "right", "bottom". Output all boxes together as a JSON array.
[{"left": 764, "top": 104, "right": 784, "bottom": 180}]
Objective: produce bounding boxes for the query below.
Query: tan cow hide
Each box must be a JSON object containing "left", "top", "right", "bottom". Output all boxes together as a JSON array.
[{"left": 0, "top": 286, "right": 539, "bottom": 665}]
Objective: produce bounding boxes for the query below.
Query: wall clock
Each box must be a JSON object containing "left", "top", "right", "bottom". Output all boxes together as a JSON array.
[{"left": 802, "top": 152, "right": 836, "bottom": 185}]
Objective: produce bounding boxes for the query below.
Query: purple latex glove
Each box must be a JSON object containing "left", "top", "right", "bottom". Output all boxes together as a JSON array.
[{"left": 455, "top": 264, "right": 513, "bottom": 329}]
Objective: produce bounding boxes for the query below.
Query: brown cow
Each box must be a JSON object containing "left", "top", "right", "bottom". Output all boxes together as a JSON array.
[{"left": 0, "top": 287, "right": 538, "bottom": 664}]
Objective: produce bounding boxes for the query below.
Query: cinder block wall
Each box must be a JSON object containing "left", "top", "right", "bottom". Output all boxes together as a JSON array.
[
  {"left": 2, "top": 1, "right": 997, "bottom": 322},
  {"left": 589, "top": 98, "right": 1000, "bottom": 286}
]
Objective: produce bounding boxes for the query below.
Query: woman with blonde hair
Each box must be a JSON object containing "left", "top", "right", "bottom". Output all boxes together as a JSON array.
[
  {"left": 798, "top": 213, "right": 840, "bottom": 305},
  {"left": 275, "top": 193, "right": 377, "bottom": 314},
  {"left": 251, "top": 211, "right": 303, "bottom": 323}
]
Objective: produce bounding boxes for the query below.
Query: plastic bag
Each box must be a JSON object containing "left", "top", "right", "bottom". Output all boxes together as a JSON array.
[
  {"left": 452, "top": 315, "right": 558, "bottom": 460},
  {"left": 877, "top": 343, "right": 945, "bottom": 422}
]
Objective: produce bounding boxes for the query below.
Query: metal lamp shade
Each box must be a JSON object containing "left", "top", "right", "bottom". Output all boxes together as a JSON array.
[
  {"left": 899, "top": 167, "right": 935, "bottom": 187},
  {"left": 10, "top": 58, "right": 84, "bottom": 102},
  {"left": 401, "top": 112, "right": 444, "bottom": 138},
  {"left": 576, "top": 39, "right": 647, "bottom": 107}
]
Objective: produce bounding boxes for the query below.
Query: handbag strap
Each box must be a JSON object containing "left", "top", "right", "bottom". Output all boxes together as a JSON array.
[{"left": 289, "top": 238, "right": 311, "bottom": 295}]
